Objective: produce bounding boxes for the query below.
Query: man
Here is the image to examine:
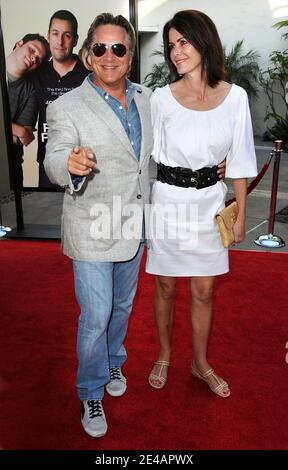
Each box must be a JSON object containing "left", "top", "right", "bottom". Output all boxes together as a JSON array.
[
  {"left": 45, "top": 13, "right": 153, "bottom": 438},
  {"left": 32, "top": 10, "right": 89, "bottom": 187},
  {"left": 6, "top": 34, "right": 49, "bottom": 188}
]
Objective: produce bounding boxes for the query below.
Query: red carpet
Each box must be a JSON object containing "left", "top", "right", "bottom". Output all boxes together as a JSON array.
[{"left": 0, "top": 240, "right": 287, "bottom": 450}]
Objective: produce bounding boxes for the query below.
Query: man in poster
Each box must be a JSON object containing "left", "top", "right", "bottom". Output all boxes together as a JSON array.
[
  {"left": 6, "top": 33, "right": 49, "bottom": 187},
  {"left": 32, "top": 10, "right": 88, "bottom": 187}
]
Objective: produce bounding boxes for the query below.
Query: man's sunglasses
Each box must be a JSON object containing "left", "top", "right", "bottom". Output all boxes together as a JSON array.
[{"left": 91, "top": 43, "right": 128, "bottom": 58}]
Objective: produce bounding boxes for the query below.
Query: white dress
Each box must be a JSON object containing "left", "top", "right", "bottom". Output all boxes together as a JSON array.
[{"left": 146, "top": 84, "right": 258, "bottom": 277}]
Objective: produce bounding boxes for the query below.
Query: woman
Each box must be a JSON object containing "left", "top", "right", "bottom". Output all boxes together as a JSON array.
[{"left": 146, "top": 10, "right": 257, "bottom": 397}]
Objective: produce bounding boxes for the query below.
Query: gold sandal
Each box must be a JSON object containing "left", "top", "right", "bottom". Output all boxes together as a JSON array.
[
  {"left": 148, "top": 360, "right": 170, "bottom": 389},
  {"left": 192, "top": 363, "right": 230, "bottom": 398}
]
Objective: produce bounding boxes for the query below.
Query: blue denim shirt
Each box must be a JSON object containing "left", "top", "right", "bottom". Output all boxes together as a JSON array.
[
  {"left": 72, "top": 75, "right": 142, "bottom": 189},
  {"left": 88, "top": 74, "right": 142, "bottom": 160}
]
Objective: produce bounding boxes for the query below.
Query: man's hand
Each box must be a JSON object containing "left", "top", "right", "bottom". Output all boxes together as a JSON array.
[
  {"left": 67, "top": 146, "right": 97, "bottom": 176},
  {"left": 12, "top": 123, "right": 35, "bottom": 146},
  {"left": 217, "top": 158, "right": 226, "bottom": 181}
]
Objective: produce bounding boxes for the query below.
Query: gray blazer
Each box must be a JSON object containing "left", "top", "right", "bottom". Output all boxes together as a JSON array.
[{"left": 45, "top": 77, "right": 153, "bottom": 262}]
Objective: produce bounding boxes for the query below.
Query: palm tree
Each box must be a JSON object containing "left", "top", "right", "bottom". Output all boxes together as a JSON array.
[
  {"left": 259, "top": 19, "right": 288, "bottom": 151},
  {"left": 273, "top": 19, "right": 288, "bottom": 40},
  {"left": 224, "top": 40, "right": 260, "bottom": 99},
  {"left": 143, "top": 48, "right": 170, "bottom": 91}
]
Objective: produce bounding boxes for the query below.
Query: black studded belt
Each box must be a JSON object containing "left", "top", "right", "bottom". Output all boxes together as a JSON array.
[{"left": 157, "top": 162, "right": 220, "bottom": 189}]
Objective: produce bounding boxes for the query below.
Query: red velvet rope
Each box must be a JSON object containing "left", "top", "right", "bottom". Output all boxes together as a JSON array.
[{"left": 226, "top": 152, "right": 274, "bottom": 206}]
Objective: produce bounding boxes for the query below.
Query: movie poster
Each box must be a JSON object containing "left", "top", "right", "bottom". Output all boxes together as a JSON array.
[{"left": 1, "top": 0, "right": 129, "bottom": 189}]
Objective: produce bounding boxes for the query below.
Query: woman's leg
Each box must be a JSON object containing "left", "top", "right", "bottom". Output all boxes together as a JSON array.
[
  {"left": 190, "top": 276, "right": 230, "bottom": 397},
  {"left": 190, "top": 276, "right": 214, "bottom": 372},
  {"left": 149, "top": 275, "right": 176, "bottom": 388}
]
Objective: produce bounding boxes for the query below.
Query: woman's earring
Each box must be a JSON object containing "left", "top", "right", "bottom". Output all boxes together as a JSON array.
[{"left": 203, "top": 58, "right": 208, "bottom": 70}]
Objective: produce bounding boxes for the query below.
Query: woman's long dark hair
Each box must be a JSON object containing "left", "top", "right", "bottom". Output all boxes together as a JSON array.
[{"left": 163, "top": 10, "right": 226, "bottom": 86}]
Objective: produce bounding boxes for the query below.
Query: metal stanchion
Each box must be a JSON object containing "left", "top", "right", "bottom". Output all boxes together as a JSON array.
[
  {"left": 0, "top": 202, "right": 12, "bottom": 237},
  {"left": 254, "top": 139, "right": 285, "bottom": 248},
  {"left": 0, "top": 203, "right": 6, "bottom": 237}
]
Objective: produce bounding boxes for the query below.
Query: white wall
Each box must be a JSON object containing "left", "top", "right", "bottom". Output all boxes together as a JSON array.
[
  {"left": 0, "top": 0, "right": 129, "bottom": 186},
  {"left": 139, "top": 0, "right": 288, "bottom": 135}
]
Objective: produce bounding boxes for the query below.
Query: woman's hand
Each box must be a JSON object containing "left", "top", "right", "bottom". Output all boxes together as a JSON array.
[
  {"left": 233, "top": 217, "right": 246, "bottom": 243},
  {"left": 217, "top": 158, "right": 226, "bottom": 180}
]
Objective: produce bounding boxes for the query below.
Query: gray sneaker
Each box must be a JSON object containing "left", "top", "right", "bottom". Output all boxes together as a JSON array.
[
  {"left": 81, "top": 400, "right": 107, "bottom": 438},
  {"left": 106, "top": 367, "right": 127, "bottom": 397}
]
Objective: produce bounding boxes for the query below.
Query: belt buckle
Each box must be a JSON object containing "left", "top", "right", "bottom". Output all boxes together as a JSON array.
[{"left": 190, "top": 170, "right": 199, "bottom": 188}]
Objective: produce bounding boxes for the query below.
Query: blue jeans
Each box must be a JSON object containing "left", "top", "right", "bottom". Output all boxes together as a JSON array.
[{"left": 73, "top": 243, "right": 144, "bottom": 400}]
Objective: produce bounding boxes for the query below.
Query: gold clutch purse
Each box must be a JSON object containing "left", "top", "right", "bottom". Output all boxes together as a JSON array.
[{"left": 215, "top": 201, "right": 238, "bottom": 248}]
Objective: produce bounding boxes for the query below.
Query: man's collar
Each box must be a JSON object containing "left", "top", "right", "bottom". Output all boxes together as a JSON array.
[
  {"left": 47, "top": 54, "right": 82, "bottom": 72},
  {"left": 87, "top": 75, "right": 141, "bottom": 98}
]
